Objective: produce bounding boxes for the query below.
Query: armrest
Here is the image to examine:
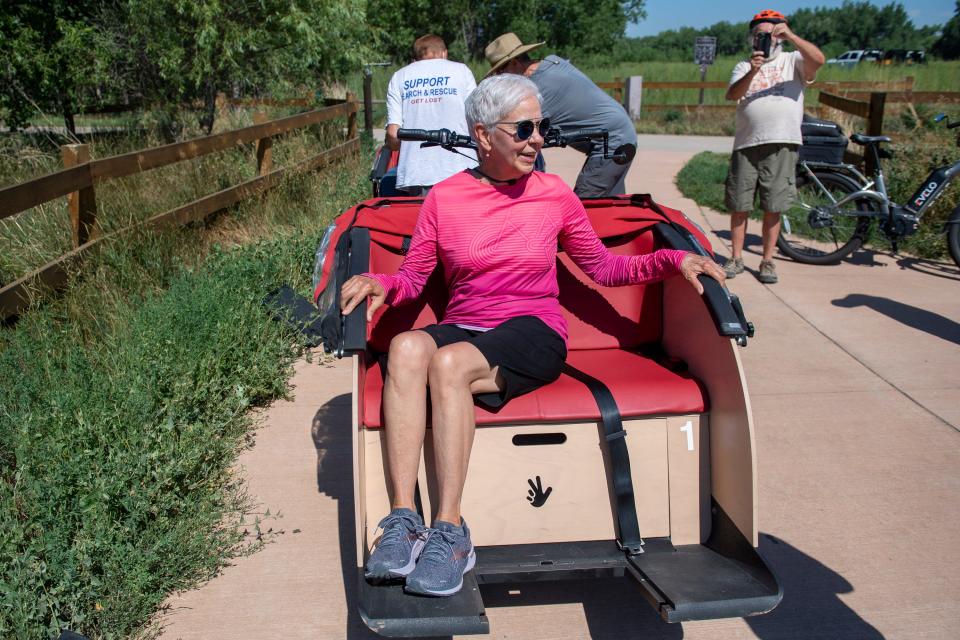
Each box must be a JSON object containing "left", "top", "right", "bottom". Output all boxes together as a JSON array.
[
  {"left": 370, "top": 145, "right": 392, "bottom": 181},
  {"left": 653, "top": 223, "right": 755, "bottom": 345}
]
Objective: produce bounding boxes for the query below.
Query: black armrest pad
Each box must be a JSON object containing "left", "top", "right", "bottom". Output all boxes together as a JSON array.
[
  {"left": 653, "top": 223, "right": 749, "bottom": 338},
  {"left": 341, "top": 227, "right": 371, "bottom": 353}
]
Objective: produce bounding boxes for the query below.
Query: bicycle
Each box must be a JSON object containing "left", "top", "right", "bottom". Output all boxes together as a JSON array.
[{"left": 776, "top": 113, "right": 960, "bottom": 267}]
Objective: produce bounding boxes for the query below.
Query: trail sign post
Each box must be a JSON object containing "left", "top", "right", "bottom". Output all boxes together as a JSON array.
[{"left": 694, "top": 37, "right": 717, "bottom": 105}]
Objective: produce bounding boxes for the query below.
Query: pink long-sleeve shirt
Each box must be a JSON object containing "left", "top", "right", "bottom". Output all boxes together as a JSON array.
[{"left": 367, "top": 170, "right": 686, "bottom": 343}]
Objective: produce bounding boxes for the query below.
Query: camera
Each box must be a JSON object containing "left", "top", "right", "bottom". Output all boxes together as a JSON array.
[{"left": 753, "top": 32, "right": 772, "bottom": 58}]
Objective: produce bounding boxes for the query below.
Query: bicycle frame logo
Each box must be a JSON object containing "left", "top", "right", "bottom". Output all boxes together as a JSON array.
[{"left": 913, "top": 180, "right": 941, "bottom": 209}]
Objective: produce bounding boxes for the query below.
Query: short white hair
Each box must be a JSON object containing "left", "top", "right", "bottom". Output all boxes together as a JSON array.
[{"left": 465, "top": 74, "right": 542, "bottom": 135}]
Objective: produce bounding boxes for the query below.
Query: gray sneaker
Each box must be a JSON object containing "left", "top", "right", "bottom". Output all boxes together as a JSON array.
[
  {"left": 758, "top": 260, "right": 778, "bottom": 284},
  {"left": 723, "top": 257, "right": 745, "bottom": 278},
  {"left": 364, "top": 508, "right": 427, "bottom": 581},
  {"left": 404, "top": 519, "right": 476, "bottom": 597}
]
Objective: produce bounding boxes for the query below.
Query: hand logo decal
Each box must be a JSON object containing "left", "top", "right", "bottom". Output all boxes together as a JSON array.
[{"left": 527, "top": 476, "right": 552, "bottom": 507}]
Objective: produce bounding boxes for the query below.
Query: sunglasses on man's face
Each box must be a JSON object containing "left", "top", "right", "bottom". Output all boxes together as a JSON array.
[{"left": 495, "top": 117, "right": 550, "bottom": 141}]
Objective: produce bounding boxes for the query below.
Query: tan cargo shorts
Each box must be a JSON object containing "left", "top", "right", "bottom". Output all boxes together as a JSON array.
[{"left": 724, "top": 144, "right": 798, "bottom": 213}]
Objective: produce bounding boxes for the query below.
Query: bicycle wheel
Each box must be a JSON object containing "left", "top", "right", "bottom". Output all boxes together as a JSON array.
[
  {"left": 948, "top": 221, "right": 960, "bottom": 268},
  {"left": 777, "top": 170, "right": 874, "bottom": 265}
]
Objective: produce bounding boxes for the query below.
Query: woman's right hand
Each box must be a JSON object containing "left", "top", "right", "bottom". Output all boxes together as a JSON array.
[{"left": 340, "top": 275, "right": 386, "bottom": 321}]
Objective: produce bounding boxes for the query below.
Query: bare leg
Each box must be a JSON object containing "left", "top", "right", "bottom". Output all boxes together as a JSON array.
[
  {"left": 382, "top": 331, "right": 437, "bottom": 510},
  {"left": 761, "top": 212, "right": 781, "bottom": 261},
  {"left": 730, "top": 211, "right": 749, "bottom": 259},
  {"left": 427, "top": 342, "right": 502, "bottom": 524}
]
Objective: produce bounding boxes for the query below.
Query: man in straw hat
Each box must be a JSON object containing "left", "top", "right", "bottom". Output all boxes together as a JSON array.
[{"left": 484, "top": 32, "right": 637, "bottom": 197}]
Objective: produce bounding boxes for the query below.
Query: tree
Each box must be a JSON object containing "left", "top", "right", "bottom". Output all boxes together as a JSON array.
[
  {"left": 1, "top": 1, "right": 375, "bottom": 137},
  {"left": 789, "top": 1, "right": 932, "bottom": 53},
  {"left": 0, "top": 1, "right": 104, "bottom": 133},
  {"left": 620, "top": 2, "right": 939, "bottom": 63},
  {"left": 111, "top": 0, "right": 374, "bottom": 135},
  {"left": 368, "top": 0, "right": 646, "bottom": 63},
  {"left": 932, "top": 1, "right": 960, "bottom": 59}
]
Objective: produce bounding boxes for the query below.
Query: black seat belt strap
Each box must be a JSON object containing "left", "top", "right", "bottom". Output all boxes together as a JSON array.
[{"left": 561, "top": 363, "right": 644, "bottom": 555}]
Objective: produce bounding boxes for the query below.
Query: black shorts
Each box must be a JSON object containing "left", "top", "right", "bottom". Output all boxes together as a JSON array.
[{"left": 419, "top": 316, "right": 567, "bottom": 409}]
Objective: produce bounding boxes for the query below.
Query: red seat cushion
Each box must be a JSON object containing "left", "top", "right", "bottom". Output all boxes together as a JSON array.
[{"left": 362, "top": 349, "right": 706, "bottom": 428}]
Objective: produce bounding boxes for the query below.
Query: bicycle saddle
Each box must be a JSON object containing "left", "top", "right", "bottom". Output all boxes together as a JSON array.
[{"left": 850, "top": 134, "right": 891, "bottom": 145}]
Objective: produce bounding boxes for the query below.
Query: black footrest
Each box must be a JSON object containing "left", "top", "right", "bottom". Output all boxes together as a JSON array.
[
  {"left": 357, "top": 568, "right": 489, "bottom": 637},
  {"left": 626, "top": 503, "right": 782, "bottom": 623},
  {"left": 627, "top": 542, "right": 781, "bottom": 622},
  {"left": 476, "top": 540, "right": 628, "bottom": 583}
]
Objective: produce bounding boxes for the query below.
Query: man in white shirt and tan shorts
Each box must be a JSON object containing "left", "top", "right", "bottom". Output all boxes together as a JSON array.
[{"left": 723, "top": 9, "right": 824, "bottom": 284}]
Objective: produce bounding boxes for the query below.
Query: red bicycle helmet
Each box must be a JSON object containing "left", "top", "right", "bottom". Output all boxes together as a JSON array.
[{"left": 750, "top": 9, "right": 787, "bottom": 29}]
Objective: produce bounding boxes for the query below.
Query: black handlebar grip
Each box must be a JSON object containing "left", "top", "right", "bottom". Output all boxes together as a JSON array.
[
  {"left": 561, "top": 128, "right": 607, "bottom": 140},
  {"left": 397, "top": 128, "right": 442, "bottom": 143}
]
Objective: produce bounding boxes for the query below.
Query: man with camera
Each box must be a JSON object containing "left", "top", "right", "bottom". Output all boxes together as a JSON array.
[{"left": 723, "top": 10, "right": 824, "bottom": 283}]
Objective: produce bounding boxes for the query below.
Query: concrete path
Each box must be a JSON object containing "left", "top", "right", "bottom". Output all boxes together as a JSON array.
[{"left": 159, "top": 136, "right": 960, "bottom": 639}]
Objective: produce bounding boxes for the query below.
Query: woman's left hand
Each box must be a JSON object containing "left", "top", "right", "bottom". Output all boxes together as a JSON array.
[{"left": 679, "top": 253, "right": 726, "bottom": 295}]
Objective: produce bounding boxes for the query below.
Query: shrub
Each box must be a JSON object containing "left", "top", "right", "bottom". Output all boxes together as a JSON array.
[{"left": 0, "top": 134, "right": 371, "bottom": 637}]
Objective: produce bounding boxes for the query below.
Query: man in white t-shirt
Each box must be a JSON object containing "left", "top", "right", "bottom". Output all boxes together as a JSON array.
[
  {"left": 386, "top": 34, "right": 477, "bottom": 195},
  {"left": 723, "top": 10, "right": 824, "bottom": 284}
]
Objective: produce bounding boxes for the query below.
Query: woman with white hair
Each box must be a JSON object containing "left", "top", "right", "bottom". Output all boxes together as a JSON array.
[{"left": 339, "top": 74, "right": 725, "bottom": 597}]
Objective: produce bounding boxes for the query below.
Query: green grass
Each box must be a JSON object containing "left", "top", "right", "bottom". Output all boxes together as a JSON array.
[
  {"left": 0, "top": 125, "right": 372, "bottom": 638},
  {"left": 675, "top": 152, "right": 731, "bottom": 213},
  {"left": 0, "top": 109, "right": 348, "bottom": 287},
  {"left": 675, "top": 132, "right": 959, "bottom": 260}
]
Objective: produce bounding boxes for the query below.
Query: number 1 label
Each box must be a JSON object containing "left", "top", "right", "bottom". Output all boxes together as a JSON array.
[{"left": 680, "top": 421, "right": 694, "bottom": 451}]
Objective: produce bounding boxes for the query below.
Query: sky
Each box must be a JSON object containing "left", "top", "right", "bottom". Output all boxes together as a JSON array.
[{"left": 626, "top": 0, "right": 955, "bottom": 37}]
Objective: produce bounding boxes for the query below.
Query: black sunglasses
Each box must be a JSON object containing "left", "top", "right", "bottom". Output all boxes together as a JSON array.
[{"left": 495, "top": 117, "right": 551, "bottom": 140}]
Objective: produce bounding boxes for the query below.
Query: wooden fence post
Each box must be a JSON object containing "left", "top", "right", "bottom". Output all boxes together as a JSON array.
[
  {"left": 61, "top": 144, "right": 97, "bottom": 248},
  {"left": 346, "top": 91, "right": 358, "bottom": 139},
  {"left": 866, "top": 92, "right": 886, "bottom": 176},
  {"left": 625, "top": 76, "right": 643, "bottom": 119},
  {"left": 363, "top": 71, "right": 374, "bottom": 134},
  {"left": 253, "top": 111, "right": 273, "bottom": 176}
]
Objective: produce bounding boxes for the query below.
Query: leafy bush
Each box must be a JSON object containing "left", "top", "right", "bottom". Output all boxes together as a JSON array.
[
  {"left": 0, "top": 138, "right": 370, "bottom": 638},
  {"left": 0, "top": 240, "right": 305, "bottom": 638}
]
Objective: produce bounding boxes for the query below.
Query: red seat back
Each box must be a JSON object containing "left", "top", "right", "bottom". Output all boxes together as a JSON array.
[
  {"left": 559, "top": 231, "right": 661, "bottom": 351},
  {"left": 366, "top": 237, "right": 446, "bottom": 354},
  {"left": 365, "top": 228, "right": 662, "bottom": 353}
]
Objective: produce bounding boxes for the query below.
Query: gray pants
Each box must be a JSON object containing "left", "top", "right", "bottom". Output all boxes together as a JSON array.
[
  {"left": 398, "top": 185, "right": 432, "bottom": 197},
  {"left": 574, "top": 153, "right": 632, "bottom": 197}
]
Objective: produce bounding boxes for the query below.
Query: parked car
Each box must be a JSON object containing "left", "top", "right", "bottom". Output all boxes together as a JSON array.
[
  {"left": 881, "top": 49, "right": 926, "bottom": 65},
  {"left": 826, "top": 49, "right": 883, "bottom": 67}
]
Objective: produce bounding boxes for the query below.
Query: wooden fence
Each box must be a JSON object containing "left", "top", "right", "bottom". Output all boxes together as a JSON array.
[
  {"left": 593, "top": 75, "right": 958, "bottom": 173},
  {"left": 597, "top": 75, "right": 960, "bottom": 116},
  {"left": 0, "top": 99, "right": 359, "bottom": 320},
  {"left": 596, "top": 80, "right": 624, "bottom": 104},
  {"left": 818, "top": 90, "right": 887, "bottom": 172}
]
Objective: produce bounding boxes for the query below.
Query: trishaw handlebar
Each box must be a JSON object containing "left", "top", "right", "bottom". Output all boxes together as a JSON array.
[
  {"left": 397, "top": 128, "right": 476, "bottom": 149},
  {"left": 396, "top": 127, "right": 635, "bottom": 165}
]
